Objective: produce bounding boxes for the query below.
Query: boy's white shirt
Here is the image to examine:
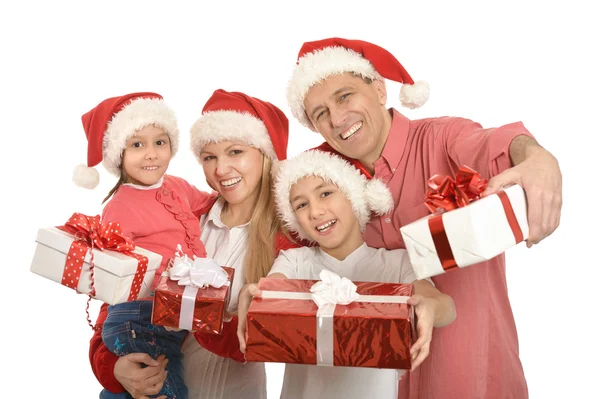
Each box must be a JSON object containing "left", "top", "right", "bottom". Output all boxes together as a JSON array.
[{"left": 268, "top": 243, "right": 424, "bottom": 399}]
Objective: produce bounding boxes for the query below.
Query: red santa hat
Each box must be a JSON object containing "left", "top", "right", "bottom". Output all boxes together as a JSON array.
[
  {"left": 73, "top": 92, "right": 179, "bottom": 189},
  {"left": 287, "top": 37, "right": 429, "bottom": 129},
  {"left": 273, "top": 150, "right": 393, "bottom": 241},
  {"left": 190, "top": 89, "right": 289, "bottom": 162}
]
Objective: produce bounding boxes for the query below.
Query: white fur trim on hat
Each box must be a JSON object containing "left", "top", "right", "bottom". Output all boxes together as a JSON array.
[
  {"left": 73, "top": 164, "right": 100, "bottom": 189},
  {"left": 364, "top": 178, "right": 394, "bottom": 215},
  {"left": 400, "top": 80, "right": 430, "bottom": 109},
  {"left": 287, "top": 46, "right": 380, "bottom": 130},
  {"left": 102, "top": 97, "right": 179, "bottom": 177},
  {"left": 274, "top": 150, "right": 393, "bottom": 242},
  {"left": 189, "top": 110, "right": 278, "bottom": 162}
]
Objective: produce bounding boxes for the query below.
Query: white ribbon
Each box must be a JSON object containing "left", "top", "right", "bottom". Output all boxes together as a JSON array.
[
  {"left": 310, "top": 270, "right": 360, "bottom": 307},
  {"left": 168, "top": 245, "right": 230, "bottom": 330},
  {"left": 260, "top": 270, "right": 410, "bottom": 366}
]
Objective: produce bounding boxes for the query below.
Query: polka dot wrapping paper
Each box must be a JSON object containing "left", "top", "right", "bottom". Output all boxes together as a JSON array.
[{"left": 30, "top": 217, "right": 162, "bottom": 305}]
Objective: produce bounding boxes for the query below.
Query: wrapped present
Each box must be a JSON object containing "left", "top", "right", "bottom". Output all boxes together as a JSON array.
[
  {"left": 30, "top": 213, "right": 161, "bottom": 305},
  {"left": 400, "top": 166, "right": 529, "bottom": 280},
  {"left": 152, "top": 248, "right": 234, "bottom": 334},
  {"left": 245, "top": 270, "right": 414, "bottom": 369}
]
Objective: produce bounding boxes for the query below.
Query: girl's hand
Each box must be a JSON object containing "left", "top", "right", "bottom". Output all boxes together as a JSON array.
[
  {"left": 236, "top": 283, "right": 262, "bottom": 354},
  {"left": 408, "top": 294, "right": 438, "bottom": 371}
]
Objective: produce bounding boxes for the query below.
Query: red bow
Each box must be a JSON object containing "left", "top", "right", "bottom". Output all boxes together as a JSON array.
[
  {"left": 423, "top": 167, "right": 523, "bottom": 273},
  {"left": 58, "top": 213, "right": 135, "bottom": 253},
  {"left": 424, "top": 166, "right": 488, "bottom": 214},
  {"left": 57, "top": 213, "right": 148, "bottom": 329}
]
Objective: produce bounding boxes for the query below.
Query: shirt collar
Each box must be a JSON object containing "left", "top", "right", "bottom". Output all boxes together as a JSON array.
[
  {"left": 376, "top": 108, "right": 410, "bottom": 174},
  {"left": 316, "top": 242, "right": 370, "bottom": 268},
  {"left": 205, "top": 197, "right": 251, "bottom": 229},
  {"left": 122, "top": 176, "right": 164, "bottom": 190}
]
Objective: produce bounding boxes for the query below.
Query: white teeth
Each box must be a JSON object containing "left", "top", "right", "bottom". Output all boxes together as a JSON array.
[
  {"left": 340, "top": 122, "right": 362, "bottom": 140},
  {"left": 316, "top": 220, "right": 336, "bottom": 232},
  {"left": 221, "top": 177, "right": 242, "bottom": 187},
  {"left": 143, "top": 166, "right": 158, "bottom": 170}
]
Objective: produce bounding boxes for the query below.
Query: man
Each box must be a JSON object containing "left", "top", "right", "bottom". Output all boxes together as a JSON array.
[{"left": 286, "top": 37, "right": 562, "bottom": 399}]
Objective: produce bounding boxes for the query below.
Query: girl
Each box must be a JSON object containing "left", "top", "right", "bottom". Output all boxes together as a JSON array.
[
  {"left": 88, "top": 89, "right": 296, "bottom": 399},
  {"left": 237, "top": 150, "right": 457, "bottom": 399},
  {"left": 74, "top": 92, "right": 216, "bottom": 399}
]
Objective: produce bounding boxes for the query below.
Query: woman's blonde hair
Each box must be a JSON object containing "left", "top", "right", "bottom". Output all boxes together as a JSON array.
[{"left": 243, "top": 155, "right": 288, "bottom": 284}]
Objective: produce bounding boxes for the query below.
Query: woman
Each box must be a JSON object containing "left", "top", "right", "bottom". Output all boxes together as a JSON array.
[{"left": 89, "top": 89, "right": 295, "bottom": 398}]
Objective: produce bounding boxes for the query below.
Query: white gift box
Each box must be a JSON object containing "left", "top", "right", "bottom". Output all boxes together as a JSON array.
[
  {"left": 400, "top": 185, "right": 529, "bottom": 280},
  {"left": 31, "top": 227, "right": 162, "bottom": 305}
]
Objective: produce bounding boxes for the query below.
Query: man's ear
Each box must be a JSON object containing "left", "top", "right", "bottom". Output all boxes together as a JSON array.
[{"left": 373, "top": 78, "right": 387, "bottom": 106}]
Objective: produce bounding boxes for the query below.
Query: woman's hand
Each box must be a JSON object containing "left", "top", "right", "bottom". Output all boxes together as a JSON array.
[{"left": 113, "top": 353, "right": 168, "bottom": 399}]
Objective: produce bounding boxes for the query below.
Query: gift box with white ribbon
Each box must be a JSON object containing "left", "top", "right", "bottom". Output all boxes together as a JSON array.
[
  {"left": 245, "top": 270, "right": 414, "bottom": 369},
  {"left": 151, "top": 251, "right": 234, "bottom": 334}
]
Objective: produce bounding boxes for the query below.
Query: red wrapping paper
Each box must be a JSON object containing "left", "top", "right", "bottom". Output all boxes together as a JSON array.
[
  {"left": 245, "top": 278, "right": 415, "bottom": 369},
  {"left": 151, "top": 267, "right": 234, "bottom": 334}
]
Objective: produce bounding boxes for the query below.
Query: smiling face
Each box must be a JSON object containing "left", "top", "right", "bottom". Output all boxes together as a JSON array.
[
  {"left": 303, "top": 73, "right": 390, "bottom": 167},
  {"left": 200, "top": 140, "right": 264, "bottom": 208},
  {"left": 121, "top": 125, "right": 171, "bottom": 186},
  {"left": 289, "top": 175, "right": 363, "bottom": 259}
]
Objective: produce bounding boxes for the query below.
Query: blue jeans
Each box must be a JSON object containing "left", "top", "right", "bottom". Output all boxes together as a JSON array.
[{"left": 100, "top": 300, "right": 188, "bottom": 399}]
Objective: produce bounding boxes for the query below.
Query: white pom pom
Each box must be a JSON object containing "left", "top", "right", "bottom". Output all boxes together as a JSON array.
[
  {"left": 73, "top": 164, "right": 99, "bottom": 189},
  {"left": 364, "top": 178, "right": 394, "bottom": 215},
  {"left": 400, "top": 80, "right": 430, "bottom": 109}
]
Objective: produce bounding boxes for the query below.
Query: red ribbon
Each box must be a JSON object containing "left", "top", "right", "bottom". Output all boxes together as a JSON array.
[
  {"left": 425, "top": 167, "right": 523, "bottom": 271},
  {"left": 57, "top": 213, "right": 149, "bottom": 302},
  {"left": 425, "top": 166, "right": 488, "bottom": 213}
]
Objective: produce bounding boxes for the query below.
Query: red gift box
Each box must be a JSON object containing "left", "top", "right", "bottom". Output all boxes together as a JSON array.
[
  {"left": 245, "top": 277, "right": 415, "bottom": 369},
  {"left": 151, "top": 267, "right": 234, "bottom": 334}
]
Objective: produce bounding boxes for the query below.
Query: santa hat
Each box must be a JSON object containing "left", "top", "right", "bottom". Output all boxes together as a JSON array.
[
  {"left": 190, "top": 89, "right": 288, "bottom": 162},
  {"left": 287, "top": 37, "right": 429, "bottom": 129},
  {"left": 274, "top": 150, "right": 393, "bottom": 241},
  {"left": 73, "top": 92, "right": 179, "bottom": 189}
]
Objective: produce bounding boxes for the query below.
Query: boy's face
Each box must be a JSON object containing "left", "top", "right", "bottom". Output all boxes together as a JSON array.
[
  {"left": 122, "top": 125, "right": 171, "bottom": 186},
  {"left": 290, "top": 175, "right": 361, "bottom": 252}
]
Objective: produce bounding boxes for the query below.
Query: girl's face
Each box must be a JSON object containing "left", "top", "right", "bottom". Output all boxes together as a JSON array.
[
  {"left": 122, "top": 125, "right": 171, "bottom": 186},
  {"left": 200, "top": 141, "right": 264, "bottom": 208},
  {"left": 290, "top": 175, "right": 361, "bottom": 254}
]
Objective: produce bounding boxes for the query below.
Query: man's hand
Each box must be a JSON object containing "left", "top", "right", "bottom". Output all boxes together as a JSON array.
[{"left": 484, "top": 141, "right": 561, "bottom": 247}]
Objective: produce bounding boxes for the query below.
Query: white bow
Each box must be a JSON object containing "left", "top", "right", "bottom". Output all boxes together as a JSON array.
[
  {"left": 169, "top": 246, "right": 230, "bottom": 289},
  {"left": 310, "top": 270, "right": 360, "bottom": 307}
]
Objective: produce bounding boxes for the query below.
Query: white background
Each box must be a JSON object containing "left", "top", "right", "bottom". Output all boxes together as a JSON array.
[{"left": 1, "top": 1, "right": 598, "bottom": 398}]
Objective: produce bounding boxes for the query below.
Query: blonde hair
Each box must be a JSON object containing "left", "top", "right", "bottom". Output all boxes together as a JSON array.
[{"left": 243, "top": 155, "right": 288, "bottom": 284}]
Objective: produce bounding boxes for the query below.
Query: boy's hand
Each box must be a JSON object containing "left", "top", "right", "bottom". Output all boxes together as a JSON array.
[
  {"left": 408, "top": 294, "right": 438, "bottom": 371},
  {"left": 236, "top": 283, "right": 262, "bottom": 354}
]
